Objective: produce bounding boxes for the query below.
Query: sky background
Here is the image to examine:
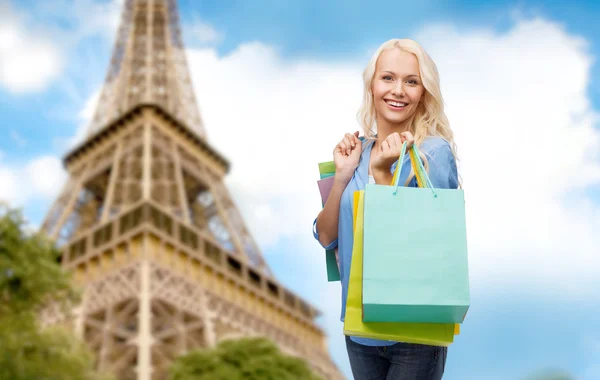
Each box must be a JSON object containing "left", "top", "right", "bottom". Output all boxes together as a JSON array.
[{"left": 1, "top": 0, "right": 600, "bottom": 379}]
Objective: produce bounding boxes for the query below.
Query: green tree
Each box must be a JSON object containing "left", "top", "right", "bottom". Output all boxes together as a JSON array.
[
  {"left": 524, "top": 368, "right": 576, "bottom": 380},
  {"left": 169, "top": 336, "right": 322, "bottom": 380},
  {"left": 0, "top": 203, "right": 113, "bottom": 380}
]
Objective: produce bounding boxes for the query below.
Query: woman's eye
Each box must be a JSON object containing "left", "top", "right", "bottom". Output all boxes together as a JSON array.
[{"left": 383, "top": 75, "right": 393, "bottom": 80}]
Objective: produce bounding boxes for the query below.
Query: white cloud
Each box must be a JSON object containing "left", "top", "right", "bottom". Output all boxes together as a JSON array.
[
  {"left": 188, "top": 43, "right": 362, "bottom": 249},
  {"left": 188, "top": 18, "right": 223, "bottom": 45},
  {"left": 0, "top": 0, "right": 122, "bottom": 100},
  {"left": 0, "top": 156, "right": 66, "bottom": 205},
  {"left": 0, "top": 2, "right": 64, "bottom": 94},
  {"left": 0, "top": 164, "right": 20, "bottom": 204},
  {"left": 52, "top": 86, "right": 100, "bottom": 151},
  {"left": 78, "top": 87, "right": 100, "bottom": 125},
  {"left": 414, "top": 18, "right": 600, "bottom": 297},
  {"left": 25, "top": 156, "right": 67, "bottom": 199},
  {"left": 67, "top": 88, "right": 101, "bottom": 147},
  {"left": 186, "top": 18, "right": 600, "bottom": 301}
]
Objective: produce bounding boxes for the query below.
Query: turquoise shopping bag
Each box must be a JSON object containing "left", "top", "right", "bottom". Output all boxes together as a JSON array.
[
  {"left": 362, "top": 143, "right": 470, "bottom": 324},
  {"left": 344, "top": 190, "right": 456, "bottom": 346}
]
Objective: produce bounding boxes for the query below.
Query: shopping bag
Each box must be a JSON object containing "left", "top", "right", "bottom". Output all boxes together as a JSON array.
[
  {"left": 343, "top": 189, "right": 456, "bottom": 346},
  {"left": 319, "top": 161, "right": 336, "bottom": 179},
  {"left": 318, "top": 176, "right": 335, "bottom": 204},
  {"left": 317, "top": 161, "right": 340, "bottom": 282},
  {"left": 362, "top": 143, "right": 470, "bottom": 324},
  {"left": 317, "top": 135, "right": 366, "bottom": 282}
]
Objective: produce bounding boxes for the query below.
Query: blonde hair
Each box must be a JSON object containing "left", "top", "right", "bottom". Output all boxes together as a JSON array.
[{"left": 357, "top": 39, "right": 460, "bottom": 185}]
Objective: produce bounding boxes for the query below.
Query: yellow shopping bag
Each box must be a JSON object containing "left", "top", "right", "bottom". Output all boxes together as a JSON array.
[{"left": 344, "top": 190, "right": 457, "bottom": 346}]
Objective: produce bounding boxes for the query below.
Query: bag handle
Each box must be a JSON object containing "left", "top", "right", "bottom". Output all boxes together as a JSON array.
[
  {"left": 390, "top": 141, "right": 407, "bottom": 187},
  {"left": 409, "top": 145, "right": 435, "bottom": 190},
  {"left": 391, "top": 142, "right": 437, "bottom": 198}
]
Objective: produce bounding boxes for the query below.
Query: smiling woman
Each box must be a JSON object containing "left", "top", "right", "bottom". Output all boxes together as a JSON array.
[
  {"left": 313, "top": 38, "right": 461, "bottom": 380},
  {"left": 357, "top": 39, "right": 458, "bottom": 166}
]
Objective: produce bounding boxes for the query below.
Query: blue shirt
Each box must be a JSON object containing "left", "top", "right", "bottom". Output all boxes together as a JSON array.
[{"left": 312, "top": 136, "right": 459, "bottom": 346}]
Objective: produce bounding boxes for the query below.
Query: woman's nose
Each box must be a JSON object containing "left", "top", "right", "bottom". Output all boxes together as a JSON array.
[{"left": 391, "top": 83, "right": 404, "bottom": 97}]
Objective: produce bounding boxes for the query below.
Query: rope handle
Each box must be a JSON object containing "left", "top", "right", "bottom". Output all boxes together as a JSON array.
[{"left": 391, "top": 142, "right": 437, "bottom": 197}]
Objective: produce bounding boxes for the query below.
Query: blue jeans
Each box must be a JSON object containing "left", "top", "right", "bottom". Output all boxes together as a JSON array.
[{"left": 345, "top": 336, "right": 447, "bottom": 380}]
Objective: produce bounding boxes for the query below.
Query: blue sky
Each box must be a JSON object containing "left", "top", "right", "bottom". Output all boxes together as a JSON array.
[{"left": 1, "top": 0, "right": 600, "bottom": 379}]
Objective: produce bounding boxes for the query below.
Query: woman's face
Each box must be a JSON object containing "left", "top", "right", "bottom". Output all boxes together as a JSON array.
[{"left": 371, "top": 48, "right": 425, "bottom": 127}]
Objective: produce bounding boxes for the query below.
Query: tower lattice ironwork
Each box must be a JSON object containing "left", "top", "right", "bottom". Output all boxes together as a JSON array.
[{"left": 40, "top": 1, "right": 343, "bottom": 379}]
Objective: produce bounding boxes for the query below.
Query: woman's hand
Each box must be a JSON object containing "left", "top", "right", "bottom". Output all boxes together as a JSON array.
[
  {"left": 333, "top": 131, "right": 362, "bottom": 184},
  {"left": 371, "top": 131, "right": 415, "bottom": 175}
]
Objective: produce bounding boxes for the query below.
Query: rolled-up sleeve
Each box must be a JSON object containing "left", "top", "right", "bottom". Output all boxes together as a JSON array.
[
  {"left": 427, "top": 142, "right": 459, "bottom": 190},
  {"left": 312, "top": 217, "right": 338, "bottom": 250}
]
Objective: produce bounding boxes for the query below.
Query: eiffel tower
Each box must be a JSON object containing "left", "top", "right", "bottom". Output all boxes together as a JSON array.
[{"left": 39, "top": 1, "right": 343, "bottom": 379}]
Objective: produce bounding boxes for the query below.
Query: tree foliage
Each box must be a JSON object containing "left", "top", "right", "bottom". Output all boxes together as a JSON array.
[
  {"left": 525, "top": 368, "right": 576, "bottom": 380},
  {"left": 169, "top": 336, "right": 322, "bottom": 380},
  {"left": 0, "top": 203, "right": 113, "bottom": 380}
]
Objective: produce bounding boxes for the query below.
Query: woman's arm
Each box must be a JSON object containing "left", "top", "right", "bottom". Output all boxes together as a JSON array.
[
  {"left": 314, "top": 177, "right": 348, "bottom": 247},
  {"left": 313, "top": 132, "right": 363, "bottom": 248}
]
